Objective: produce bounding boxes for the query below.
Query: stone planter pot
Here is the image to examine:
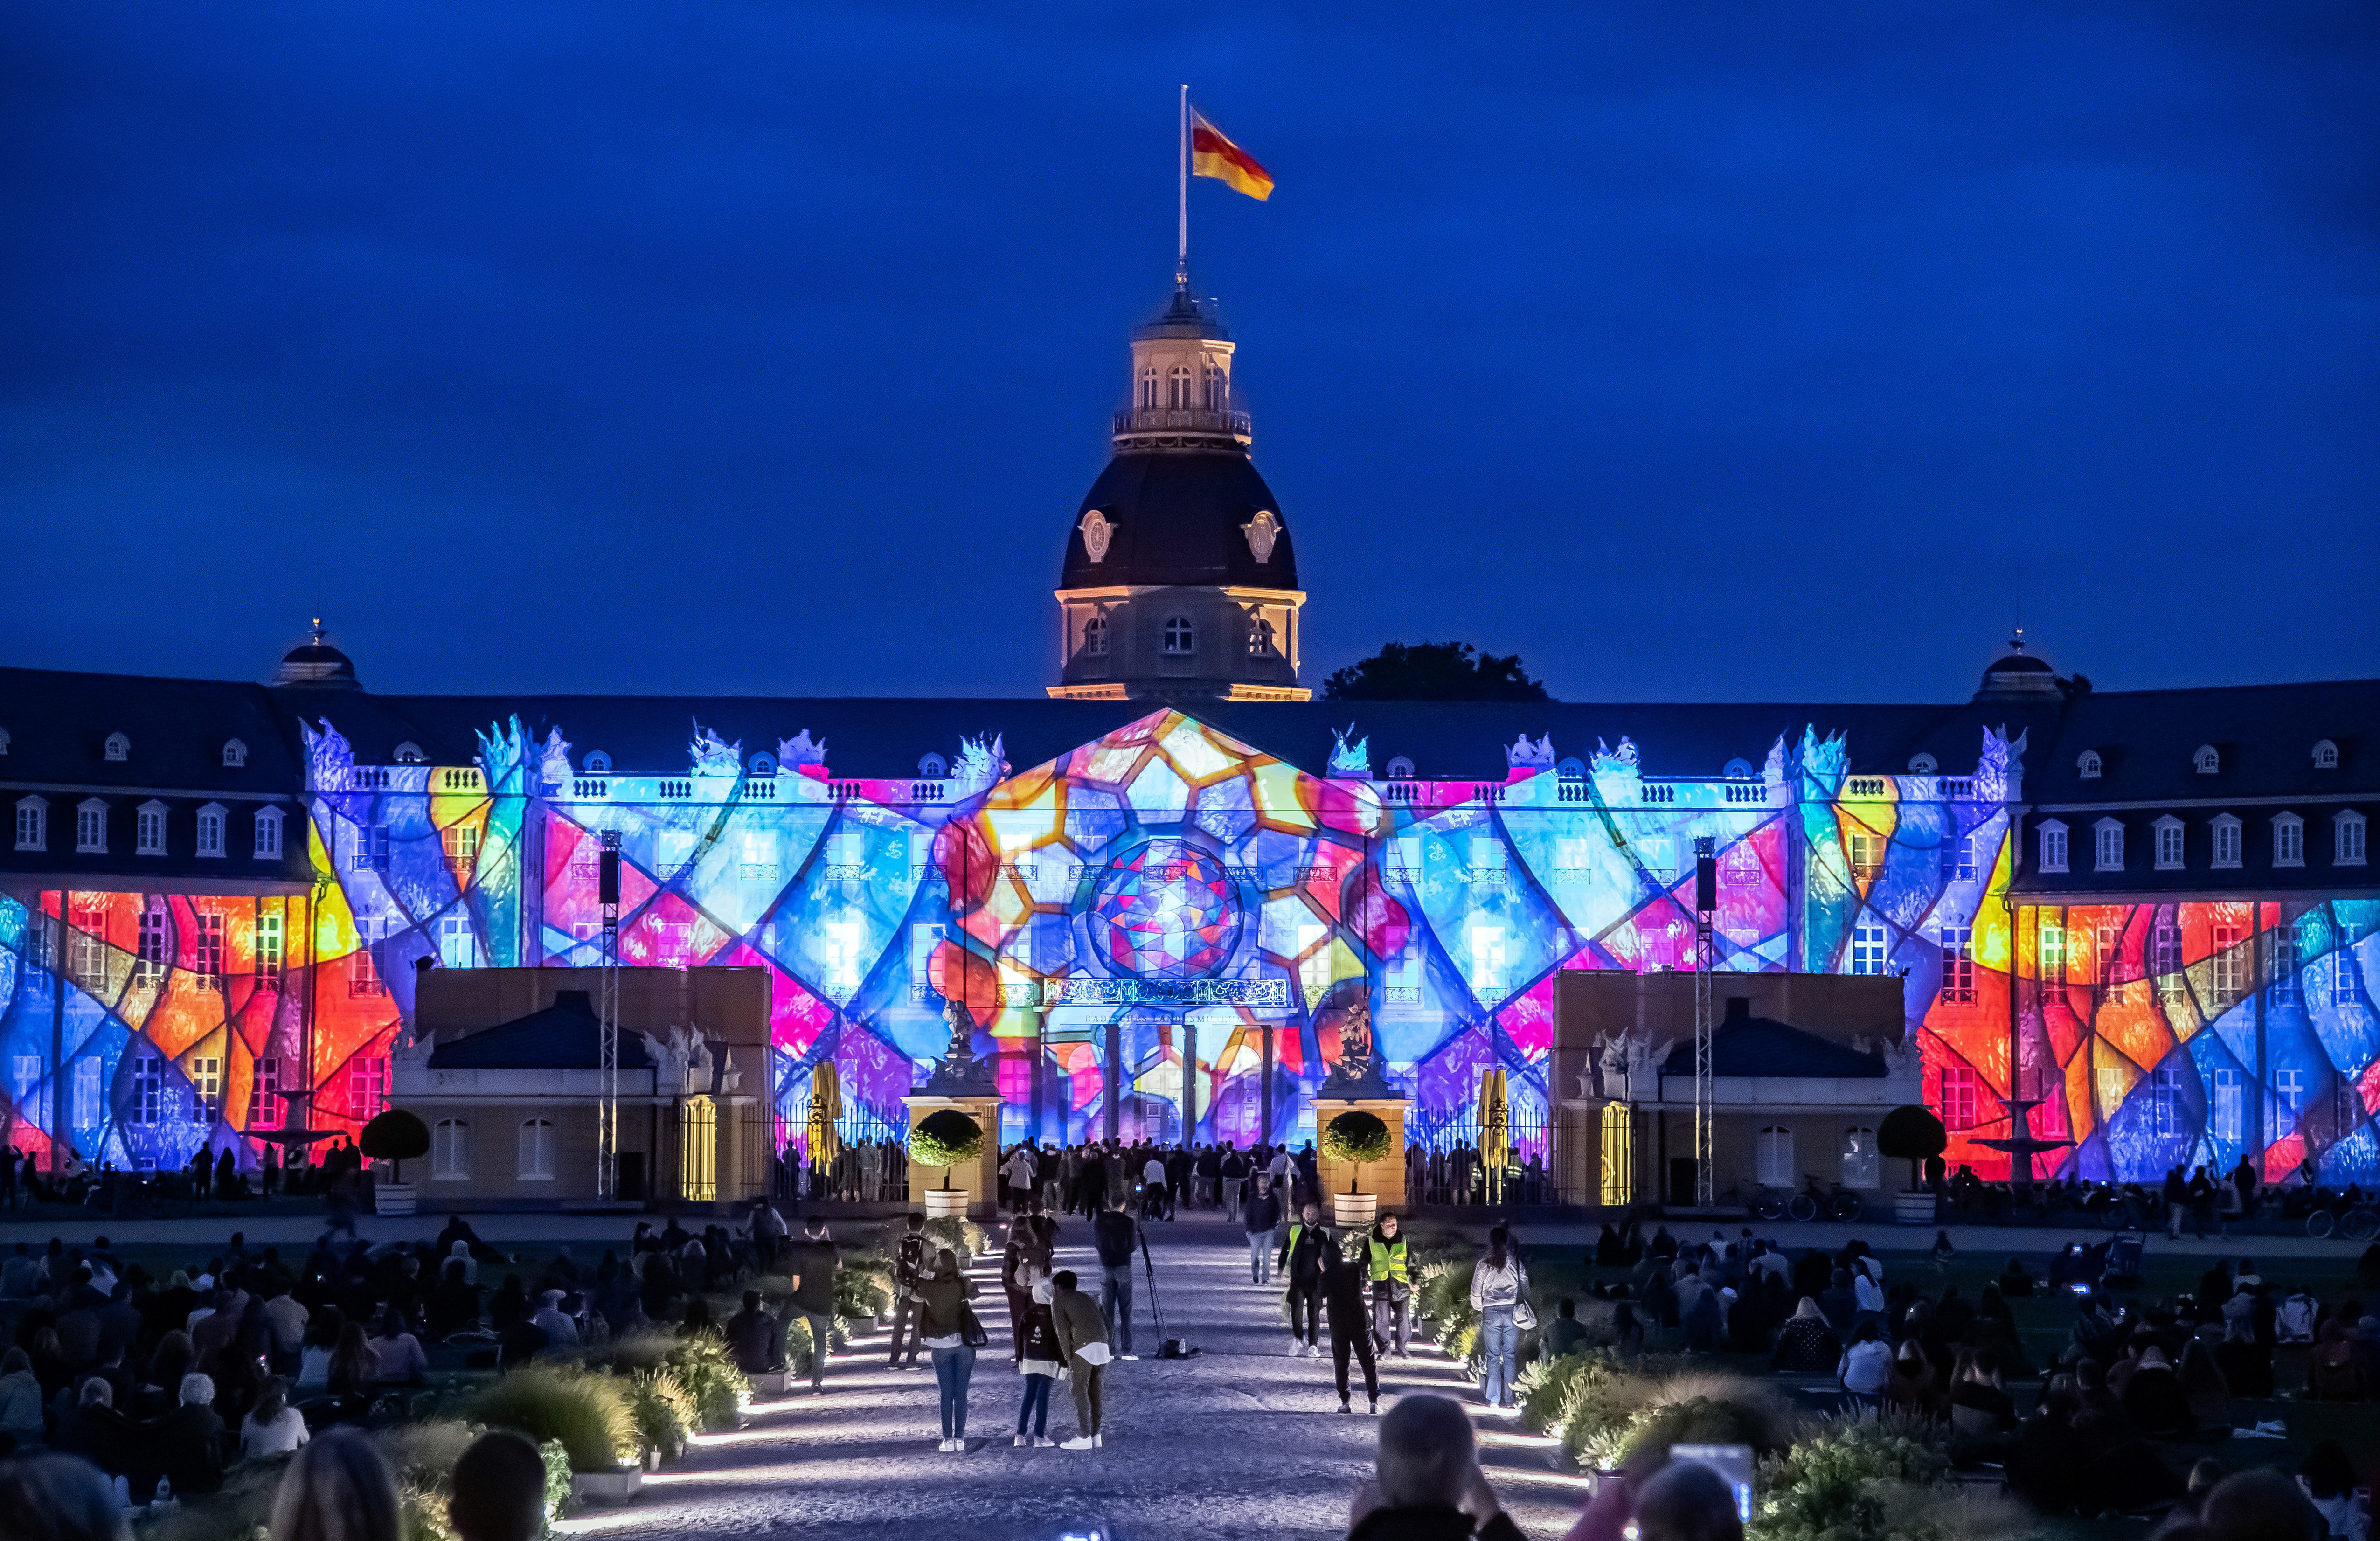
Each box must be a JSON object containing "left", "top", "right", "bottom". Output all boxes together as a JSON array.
[
  {"left": 1333, "top": 1192, "right": 1378, "bottom": 1229},
  {"left": 571, "top": 1470, "right": 643, "bottom": 1506},
  {"left": 374, "top": 1182, "right": 417, "bottom": 1217},
  {"left": 924, "top": 1188, "right": 969, "bottom": 1219},
  {"left": 1893, "top": 1190, "right": 1936, "bottom": 1226}
]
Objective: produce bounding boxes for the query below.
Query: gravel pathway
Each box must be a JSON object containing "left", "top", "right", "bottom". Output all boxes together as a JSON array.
[{"left": 559, "top": 1213, "right": 1589, "bottom": 1541}]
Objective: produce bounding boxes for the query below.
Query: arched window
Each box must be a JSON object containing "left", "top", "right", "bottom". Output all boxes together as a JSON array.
[
  {"left": 748, "top": 751, "right": 777, "bottom": 777},
  {"left": 1840, "top": 1127, "right": 1879, "bottom": 1188},
  {"left": 583, "top": 750, "right": 611, "bottom": 774},
  {"left": 104, "top": 732, "right": 129, "bottom": 763},
  {"left": 1139, "top": 367, "right": 1159, "bottom": 410},
  {"left": 1755, "top": 1126, "right": 1794, "bottom": 1187},
  {"left": 433, "top": 1119, "right": 470, "bottom": 1180},
  {"left": 518, "top": 1118, "right": 555, "bottom": 1180},
  {"left": 1205, "top": 363, "right": 1228, "bottom": 409},
  {"left": 1247, "top": 616, "right": 1275, "bottom": 656},
  {"left": 1168, "top": 365, "right": 1192, "bottom": 409},
  {"left": 1162, "top": 616, "right": 1195, "bottom": 655},
  {"left": 1906, "top": 753, "right": 1936, "bottom": 775},
  {"left": 2193, "top": 744, "right": 2220, "bottom": 775},
  {"left": 1384, "top": 756, "right": 1415, "bottom": 780},
  {"left": 1082, "top": 615, "right": 1108, "bottom": 656},
  {"left": 917, "top": 753, "right": 948, "bottom": 777},
  {"left": 2312, "top": 739, "right": 2339, "bottom": 770},
  {"left": 2077, "top": 750, "right": 2102, "bottom": 779},
  {"left": 222, "top": 739, "right": 248, "bottom": 768},
  {"left": 394, "top": 743, "right": 425, "bottom": 765}
]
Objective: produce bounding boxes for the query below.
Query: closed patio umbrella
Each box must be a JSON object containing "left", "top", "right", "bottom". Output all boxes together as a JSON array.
[
  {"left": 1478, "top": 1068, "right": 1510, "bottom": 1203},
  {"left": 807, "top": 1060, "right": 843, "bottom": 1171}
]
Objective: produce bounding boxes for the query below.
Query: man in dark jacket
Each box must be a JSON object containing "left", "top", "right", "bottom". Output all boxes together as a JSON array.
[
  {"left": 725, "top": 1289, "right": 785, "bottom": 1375},
  {"left": 1243, "top": 1174, "right": 1283, "bottom": 1284},
  {"left": 1322, "top": 1244, "right": 1378, "bottom": 1414},
  {"left": 885, "top": 1213, "right": 929, "bottom": 1369},
  {"left": 784, "top": 1216, "right": 839, "bottom": 1390},
  {"left": 1347, "top": 1395, "right": 1525, "bottom": 1541},
  {"left": 1091, "top": 1193, "right": 1140, "bottom": 1361},
  {"left": 1279, "top": 1203, "right": 1332, "bottom": 1357}
]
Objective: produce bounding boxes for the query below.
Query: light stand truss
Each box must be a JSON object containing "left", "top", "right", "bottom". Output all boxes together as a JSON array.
[
  {"left": 597, "top": 831, "right": 621, "bottom": 1201},
  {"left": 1693, "top": 837, "right": 1716, "bottom": 1207}
]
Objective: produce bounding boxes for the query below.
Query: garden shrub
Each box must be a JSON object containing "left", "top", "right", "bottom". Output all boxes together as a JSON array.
[
  {"left": 911, "top": 1109, "right": 984, "bottom": 1172},
  {"left": 628, "top": 1369, "right": 698, "bottom": 1462},
  {"left": 1321, "top": 1111, "right": 1392, "bottom": 1166},
  {"left": 922, "top": 1215, "right": 986, "bottom": 1265},
  {"left": 666, "top": 1331, "right": 750, "bottom": 1430},
  {"left": 466, "top": 1364, "right": 639, "bottom": 1473},
  {"left": 1750, "top": 1411, "right": 1950, "bottom": 1541},
  {"left": 537, "top": 1440, "right": 574, "bottom": 1526}
]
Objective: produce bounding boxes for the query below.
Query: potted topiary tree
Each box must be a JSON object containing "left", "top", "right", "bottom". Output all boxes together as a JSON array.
[
  {"left": 1322, "top": 1109, "right": 1393, "bottom": 1228},
  {"left": 1878, "top": 1104, "right": 1947, "bottom": 1224},
  {"left": 910, "top": 1108, "right": 984, "bottom": 1219},
  {"left": 361, "top": 1109, "right": 430, "bottom": 1216}
]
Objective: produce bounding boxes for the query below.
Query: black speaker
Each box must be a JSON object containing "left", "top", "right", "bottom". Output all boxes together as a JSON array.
[
  {"left": 1694, "top": 856, "right": 1717, "bottom": 914},
  {"left": 598, "top": 848, "right": 620, "bottom": 905}
]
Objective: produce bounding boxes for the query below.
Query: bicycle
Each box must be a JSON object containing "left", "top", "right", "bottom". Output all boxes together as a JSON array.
[
  {"left": 1788, "top": 1173, "right": 1864, "bottom": 1222},
  {"left": 2304, "top": 1188, "right": 2380, "bottom": 1241},
  {"left": 1714, "top": 1179, "right": 1790, "bottom": 1221}
]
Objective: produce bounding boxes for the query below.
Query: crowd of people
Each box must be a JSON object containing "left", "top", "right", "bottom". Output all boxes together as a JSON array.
[{"left": 0, "top": 1141, "right": 376, "bottom": 1214}]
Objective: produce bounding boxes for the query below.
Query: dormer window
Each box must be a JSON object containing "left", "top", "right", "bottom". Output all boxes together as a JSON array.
[
  {"left": 393, "top": 743, "right": 425, "bottom": 765},
  {"left": 195, "top": 803, "right": 226, "bottom": 858},
  {"left": 917, "top": 753, "right": 948, "bottom": 777},
  {"left": 0, "top": 727, "right": 11, "bottom": 756},
  {"left": 2338, "top": 810, "right": 2367, "bottom": 867},
  {"left": 2153, "top": 816, "right": 2183, "bottom": 871},
  {"left": 2273, "top": 811, "right": 2304, "bottom": 867},
  {"left": 104, "top": 732, "right": 129, "bottom": 763},
  {"left": 1385, "top": 756, "right": 1415, "bottom": 780},
  {"left": 1908, "top": 753, "right": 1937, "bottom": 775},
  {"left": 1083, "top": 615, "right": 1108, "bottom": 657},
  {"left": 2313, "top": 739, "right": 2339, "bottom": 770},
  {"left": 76, "top": 798, "right": 107, "bottom": 854},
  {"left": 254, "top": 805, "right": 285, "bottom": 860},
  {"left": 1162, "top": 616, "right": 1195, "bottom": 655},
  {"left": 583, "top": 750, "right": 611, "bottom": 774},
  {"left": 1247, "top": 616, "right": 1276, "bottom": 656},
  {"left": 2211, "top": 814, "right": 2241, "bottom": 869},
  {"left": 1724, "top": 757, "right": 1755, "bottom": 779},
  {"left": 2193, "top": 744, "right": 2219, "bottom": 775},
  {"left": 2038, "top": 819, "right": 2068, "bottom": 874},
  {"left": 222, "top": 739, "right": 248, "bottom": 768},
  {"left": 748, "top": 752, "right": 777, "bottom": 777},
  {"left": 2093, "top": 818, "right": 2125, "bottom": 873},
  {"left": 2077, "top": 750, "right": 2102, "bottom": 780},
  {"left": 137, "top": 801, "right": 167, "bottom": 856},
  {"left": 14, "top": 796, "right": 47, "bottom": 852}
]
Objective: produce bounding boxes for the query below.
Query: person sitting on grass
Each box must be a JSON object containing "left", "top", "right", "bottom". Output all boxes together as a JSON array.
[
  {"left": 725, "top": 1290, "right": 785, "bottom": 1376},
  {"left": 1544, "top": 1298, "right": 1589, "bottom": 1361},
  {"left": 1771, "top": 1298, "right": 1839, "bottom": 1374}
]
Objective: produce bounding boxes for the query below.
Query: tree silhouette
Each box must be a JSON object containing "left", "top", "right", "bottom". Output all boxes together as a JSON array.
[{"left": 1321, "top": 641, "right": 1550, "bottom": 702}]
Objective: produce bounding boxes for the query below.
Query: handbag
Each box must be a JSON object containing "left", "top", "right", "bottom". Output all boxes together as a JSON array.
[
  {"left": 1513, "top": 1298, "right": 1538, "bottom": 1332},
  {"left": 958, "top": 1303, "right": 990, "bottom": 1349}
]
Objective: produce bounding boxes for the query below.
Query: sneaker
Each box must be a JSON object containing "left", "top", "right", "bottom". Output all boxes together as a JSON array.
[
  {"left": 1013, "top": 1434, "right": 1029, "bottom": 1447},
  {"left": 1337, "top": 1400, "right": 1351, "bottom": 1413},
  {"left": 1061, "top": 1436, "right": 1095, "bottom": 1451},
  {"left": 937, "top": 1438, "right": 954, "bottom": 1452},
  {"left": 1286, "top": 1341, "right": 1304, "bottom": 1356},
  {"left": 1368, "top": 1400, "right": 1380, "bottom": 1415},
  {"left": 1119, "top": 1352, "right": 1139, "bottom": 1361},
  {"left": 1093, "top": 1433, "right": 1103, "bottom": 1448},
  {"left": 1035, "top": 1437, "right": 1056, "bottom": 1447}
]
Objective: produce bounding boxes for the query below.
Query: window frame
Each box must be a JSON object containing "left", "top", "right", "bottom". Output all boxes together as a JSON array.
[
  {"left": 1850, "top": 923, "right": 1887, "bottom": 976},
  {"left": 2037, "top": 819, "right": 2068, "bottom": 874},
  {"left": 76, "top": 798, "right": 108, "bottom": 854},
  {"left": 195, "top": 802, "right": 226, "bottom": 859},
  {"left": 2093, "top": 818, "right": 2125, "bottom": 873},
  {"left": 1840, "top": 1126, "right": 1880, "bottom": 1189},
  {"left": 1940, "top": 1065, "right": 1980, "bottom": 1129},
  {"left": 2153, "top": 816, "right": 2184, "bottom": 872},
  {"left": 1938, "top": 925, "right": 1975, "bottom": 1004},
  {"left": 13, "top": 797, "right": 46, "bottom": 852},
  {"left": 518, "top": 1118, "right": 557, "bottom": 1181},
  {"left": 2211, "top": 814, "right": 2241, "bottom": 869},
  {"left": 1082, "top": 613, "right": 1108, "bottom": 657},
  {"left": 254, "top": 806, "right": 284, "bottom": 860},
  {"left": 1161, "top": 615, "right": 1195, "bottom": 655},
  {"left": 2273, "top": 812, "right": 2304, "bottom": 868},
  {"left": 136, "top": 802, "right": 167, "bottom": 857},
  {"left": 432, "top": 1119, "right": 471, "bottom": 1181},
  {"left": 1754, "top": 1125, "right": 1795, "bottom": 1188},
  {"left": 2335, "top": 810, "right": 2367, "bottom": 867}
]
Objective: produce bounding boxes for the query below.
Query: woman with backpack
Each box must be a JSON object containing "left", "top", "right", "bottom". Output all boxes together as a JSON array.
[
  {"left": 1012, "top": 1272, "right": 1063, "bottom": 1447},
  {"left": 1468, "top": 1225, "right": 1530, "bottom": 1409},
  {"left": 910, "top": 1248, "right": 981, "bottom": 1452}
]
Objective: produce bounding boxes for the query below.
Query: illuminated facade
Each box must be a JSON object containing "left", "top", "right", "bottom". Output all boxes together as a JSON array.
[{"left": 0, "top": 287, "right": 2373, "bottom": 1191}]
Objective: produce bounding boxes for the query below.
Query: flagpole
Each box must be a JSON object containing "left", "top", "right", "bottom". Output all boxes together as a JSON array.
[{"left": 1177, "top": 83, "right": 1190, "bottom": 288}]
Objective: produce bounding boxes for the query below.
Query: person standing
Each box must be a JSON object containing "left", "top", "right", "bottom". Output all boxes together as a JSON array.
[
  {"left": 1140, "top": 1151, "right": 1168, "bottom": 1222},
  {"left": 785, "top": 1216, "right": 840, "bottom": 1391},
  {"left": 1279, "top": 1203, "right": 1332, "bottom": 1359},
  {"left": 1469, "top": 1225, "right": 1528, "bottom": 1409},
  {"left": 912, "top": 1248, "right": 978, "bottom": 1452},
  {"left": 1092, "top": 1192, "right": 1140, "bottom": 1361},
  {"left": 1002, "top": 1144, "right": 1038, "bottom": 1213},
  {"left": 1050, "top": 1269, "right": 1111, "bottom": 1450},
  {"left": 1243, "top": 1174, "right": 1282, "bottom": 1285},
  {"left": 885, "top": 1214, "right": 929, "bottom": 1370},
  {"left": 1323, "top": 1242, "right": 1380, "bottom": 1414},
  {"left": 1013, "top": 1274, "right": 1062, "bottom": 1447},
  {"left": 1367, "top": 1215, "right": 1411, "bottom": 1358},
  {"left": 1221, "top": 1146, "right": 1249, "bottom": 1222},
  {"left": 2163, "top": 1165, "right": 2188, "bottom": 1241}
]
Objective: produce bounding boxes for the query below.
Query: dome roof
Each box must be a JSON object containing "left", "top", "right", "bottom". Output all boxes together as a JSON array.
[
  {"left": 275, "top": 640, "right": 359, "bottom": 689},
  {"left": 1976, "top": 640, "right": 2062, "bottom": 699},
  {"left": 1060, "top": 451, "right": 1298, "bottom": 590}
]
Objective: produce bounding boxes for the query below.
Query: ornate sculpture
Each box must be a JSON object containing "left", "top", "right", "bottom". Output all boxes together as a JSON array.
[{"left": 1336, "top": 998, "right": 1374, "bottom": 1080}]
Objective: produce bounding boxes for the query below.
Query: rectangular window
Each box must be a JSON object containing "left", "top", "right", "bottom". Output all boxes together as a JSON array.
[
  {"left": 136, "top": 908, "right": 169, "bottom": 986},
  {"left": 2275, "top": 1068, "right": 2303, "bottom": 1115},
  {"left": 2213, "top": 820, "right": 2241, "bottom": 868},
  {"left": 1841, "top": 1126, "right": 1880, "bottom": 1188},
  {"left": 195, "top": 807, "right": 224, "bottom": 858},
  {"left": 1941, "top": 1066, "right": 1979, "bottom": 1129},
  {"left": 1955, "top": 833, "right": 1978, "bottom": 882},
  {"left": 2210, "top": 924, "right": 2243, "bottom": 1009},
  {"left": 349, "top": 919, "right": 386, "bottom": 997},
  {"left": 14, "top": 801, "right": 44, "bottom": 851},
  {"left": 2094, "top": 923, "right": 2129, "bottom": 1003},
  {"left": 2272, "top": 924, "right": 2302, "bottom": 1005},
  {"left": 137, "top": 806, "right": 166, "bottom": 856},
  {"left": 2154, "top": 921, "right": 2185, "bottom": 998},
  {"left": 433, "top": 1120, "right": 469, "bottom": 1180},
  {"left": 2039, "top": 922, "right": 2066, "bottom": 984},
  {"left": 257, "top": 912, "right": 284, "bottom": 985},
  {"left": 129, "top": 1055, "right": 164, "bottom": 1126},
  {"left": 1467, "top": 922, "right": 1507, "bottom": 994},
  {"left": 2039, "top": 824, "right": 2068, "bottom": 873},
  {"left": 348, "top": 1056, "right": 389, "bottom": 1119},
  {"left": 1754, "top": 1126, "right": 1794, "bottom": 1187},
  {"left": 2211, "top": 1067, "right": 2241, "bottom": 1144},
  {"left": 2335, "top": 952, "right": 2361, "bottom": 1007},
  {"left": 1939, "top": 926, "right": 1975, "bottom": 1004},
  {"left": 680, "top": 1097, "right": 718, "bottom": 1202},
  {"left": 191, "top": 1056, "right": 222, "bottom": 1121},
  {"left": 2151, "top": 1067, "right": 2185, "bottom": 1138},
  {"left": 658, "top": 829, "right": 698, "bottom": 877},
  {"left": 1851, "top": 923, "right": 1887, "bottom": 976},
  {"left": 253, "top": 1056, "right": 283, "bottom": 1129},
  {"left": 442, "top": 823, "right": 480, "bottom": 876},
  {"left": 76, "top": 804, "right": 106, "bottom": 854},
  {"left": 2095, "top": 823, "right": 2124, "bottom": 872},
  {"left": 2275, "top": 819, "right": 2304, "bottom": 867},
  {"left": 2096, "top": 1066, "right": 2128, "bottom": 1119},
  {"left": 1468, "top": 836, "right": 1507, "bottom": 883},
  {"left": 2342, "top": 816, "right": 2369, "bottom": 866},
  {"left": 1386, "top": 950, "right": 1425, "bottom": 1006},
  {"left": 2156, "top": 822, "right": 2183, "bottom": 870},
  {"left": 254, "top": 810, "right": 282, "bottom": 860},
  {"left": 1848, "top": 829, "right": 1884, "bottom": 879},
  {"left": 351, "top": 824, "right": 390, "bottom": 872},
  {"left": 193, "top": 910, "right": 224, "bottom": 985},
  {"left": 518, "top": 1119, "right": 556, "bottom": 1180},
  {"left": 72, "top": 900, "right": 110, "bottom": 992},
  {"left": 437, "top": 914, "right": 473, "bottom": 969},
  {"left": 70, "top": 1057, "right": 101, "bottom": 1128},
  {"left": 909, "top": 923, "right": 945, "bottom": 984}
]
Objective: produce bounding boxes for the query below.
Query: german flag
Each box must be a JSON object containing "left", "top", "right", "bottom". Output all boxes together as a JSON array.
[{"left": 1191, "top": 108, "right": 1274, "bottom": 201}]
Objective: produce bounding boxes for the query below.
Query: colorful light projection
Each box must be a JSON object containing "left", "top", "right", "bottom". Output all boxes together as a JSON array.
[{"left": 0, "top": 709, "right": 2371, "bottom": 1185}]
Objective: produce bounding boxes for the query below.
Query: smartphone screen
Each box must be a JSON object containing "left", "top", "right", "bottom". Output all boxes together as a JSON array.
[{"left": 1669, "top": 1443, "right": 1756, "bottom": 1523}]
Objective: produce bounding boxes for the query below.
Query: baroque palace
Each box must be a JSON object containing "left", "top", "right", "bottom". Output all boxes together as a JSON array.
[{"left": 1, "top": 278, "right": 2374, "bottom": 1197}]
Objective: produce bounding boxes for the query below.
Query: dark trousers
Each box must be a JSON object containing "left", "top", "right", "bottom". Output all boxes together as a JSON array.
[
  {"left": 1286, "top": 1278, "right": 1321, "bottom": 1345},
  {"left": 1098, "top": 1263, "right": 1135, "bottom": 1355},
  {"left": 885, "top": 1296, "right": 921, "bottom": 1365},
  {"left": 1331, "top": 1324, "right": 1378, "bottom": 1403},
  {"left": 799, "top": 1311, "right": 834, "bottom": 1387}
]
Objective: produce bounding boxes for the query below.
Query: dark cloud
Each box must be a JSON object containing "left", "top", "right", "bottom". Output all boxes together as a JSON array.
[{"left": 3, "top": 1, "right": 2374, "bottom": 701}]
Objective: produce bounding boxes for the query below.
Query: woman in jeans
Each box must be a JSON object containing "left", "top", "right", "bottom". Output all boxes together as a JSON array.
[
  {"left": 911, "top": 1248, "right": 979, "bottom": 1452},
  {"left": 1013, "top": 1272, "right": 1063, "bottom": 1447},
  {"left": 1468, "top": 1225, "right": 1529, "bottom": 1409}
]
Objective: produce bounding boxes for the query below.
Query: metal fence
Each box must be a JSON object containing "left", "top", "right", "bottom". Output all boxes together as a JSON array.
[{"left": 1403, "top": 1106, "right": 1559, "bottom": 1207}]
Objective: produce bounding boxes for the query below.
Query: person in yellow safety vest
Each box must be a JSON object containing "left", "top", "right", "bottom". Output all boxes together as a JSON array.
[{"left": 1367, "top": 1213, "right": 1412, "bottom": 1357}]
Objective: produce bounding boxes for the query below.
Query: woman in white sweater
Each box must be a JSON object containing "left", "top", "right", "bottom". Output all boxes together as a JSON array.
[{"left": 1468, "top": 1226, "right": 1530, "bottom": 1409}]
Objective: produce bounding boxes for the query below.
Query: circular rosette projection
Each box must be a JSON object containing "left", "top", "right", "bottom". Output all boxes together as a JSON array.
[{"left": 1089, "top": 838, "right": 1242, "bottom": 979}]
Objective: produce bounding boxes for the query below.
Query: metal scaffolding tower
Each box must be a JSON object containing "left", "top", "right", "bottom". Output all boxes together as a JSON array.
[
  {"left": 1693, "top": 837, "right": 1717, "bottom": 1205},
  {"left": 596, "top": 831, "right": 622, "bottom": 1201}
]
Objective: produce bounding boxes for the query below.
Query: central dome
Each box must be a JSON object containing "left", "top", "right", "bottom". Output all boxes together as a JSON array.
[{"left": 1061, "top": 452, "right": 1298, "bottom": 590}]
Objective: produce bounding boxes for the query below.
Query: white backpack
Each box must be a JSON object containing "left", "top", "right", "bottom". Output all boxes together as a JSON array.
[{"left": 2276, "top": 1292, "right": 2317, "bottom": 1344}]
